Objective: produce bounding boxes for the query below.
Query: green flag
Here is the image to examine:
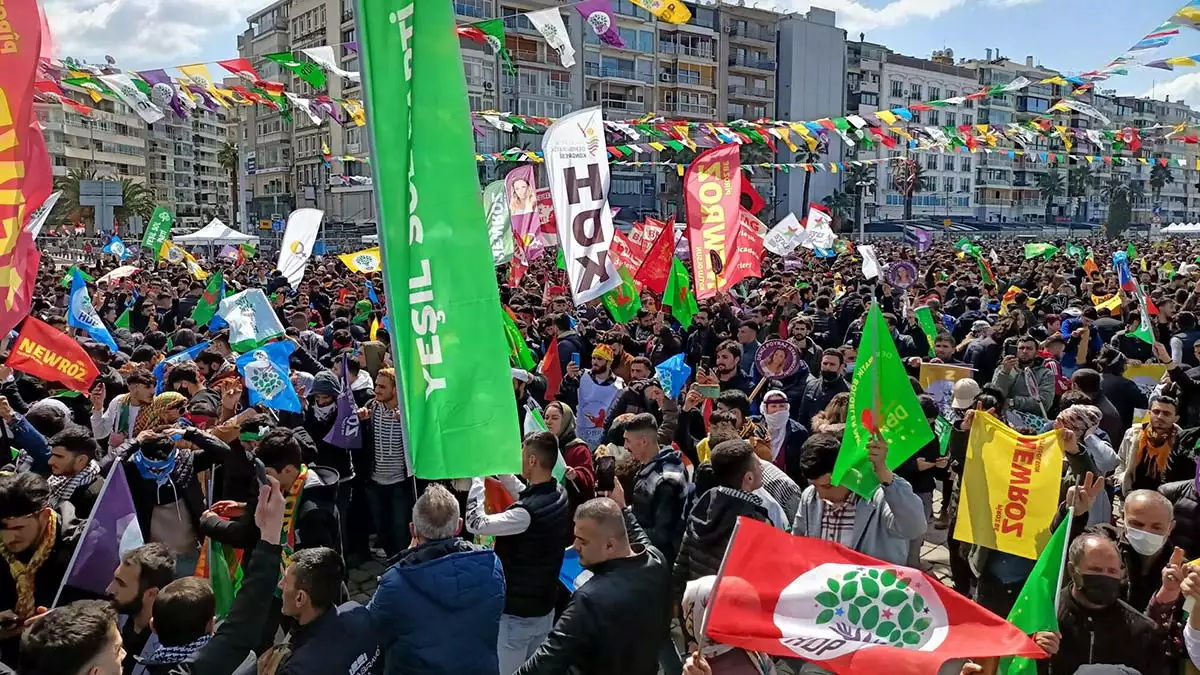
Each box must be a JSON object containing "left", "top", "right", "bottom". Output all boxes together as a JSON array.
[
  {"left": 360, "top": 0, "right": 521, "bottom": 479},
  {"left": 239, "top": 243, "right": 257, "bottom": 260},
  {"left": 1023, "top": 243, "right": 1059, "bottom": 260},
  {"left": 501, "top": 307, "right": 537, "bottom": 371},
  {"left": 664, "top": 258, "right": 699, "bottom": 329},
  {"left": 1064, "top": 242, "right": 1085, "bottom": 263},
  {"left": 191, "top": 269, "right": 224, "bottom": 327},
  {"left": 207, "top": 539, "right": 243, "bottom": 621},
  {"left": 475, "top": 19, "right": 516, "bottom": 75},
  {"left": 834, "top": 302, "right": 934, "bottom": 498},
  {"left": 60, "top": 266, "right": 94, "bottom": 288},
  {"left": 1000, "top": 517, "right": 1071, "bottom": 675},
  {"left": 601, "top": 266, "right": 642, "bottom": 323},
  {"left": 115, "top": 308, "right": 131, "bottom": 329},
  {"left": 954, "top": 237, "right": 971, "bottom": 253},
  {"left": 1126, "top": 242, "right": 1137, "bottom": 260},
  {"left": 934, "top": 415, "right": 952, "bottom": 456},
  {"left": 142, "top": 206, "right": 174, "bottom": 257},
  {"left": 913, "top": 306, "right": 939, "bottom": 357},
  {"left": 1131, "top": 280, "right": 1156, "bottom": 345},
  {"left": 264, "top": 52, "right": 327, "bottom": 90},
  {"left": 556, "top": 247, "right": 566, "bottom": 270}
]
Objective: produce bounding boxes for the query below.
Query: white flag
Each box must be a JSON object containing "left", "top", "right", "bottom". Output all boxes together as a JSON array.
[
  {"left": 300, "top": 46, "right": 360, "bottom": 82},
  {"left": 217, "top": 289, "right": 286, "bottom": 352},
  {"left": 285, "top": 93, "right": 323, "bottom": 125},
  {"left": 276, "top": 209, "right": 324, "bottom": 289},
  {"left": 98, "top": 73, "right": 164, "bottom": 124},
  {"left": 859, "top": 245, "right": 881, "bottom": 280},
  {"left": 763, "top": 213, "right": 807, "bottom": 256},
  {"left": 803, "top": 206, "right": 837, "bottom": 251},
  {"left": 25, "top": 191, "right": 61, "bottom": 238},
  {"left": 543, "top": 108, "right": 621, "bottom": 304},
  {"left": 989, "top": 249, "right": 1000, "bottom": 265},
  {"left": 526, "top": 8, "right": 576, "bottom": 68}
]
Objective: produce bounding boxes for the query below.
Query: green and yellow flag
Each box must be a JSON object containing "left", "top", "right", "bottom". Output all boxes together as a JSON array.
[
  {"left": 601, "top": 266, "right": 641, "bottom": 324},
  {"left": 360, "top": 0, "right": 520, "bottom": 478}
]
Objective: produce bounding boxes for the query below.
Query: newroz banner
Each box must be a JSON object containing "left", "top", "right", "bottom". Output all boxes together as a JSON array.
[
  {"left": 685, "top": 144, "right": 741, "bottom": 300},
  {"left": 542, "top": 107, "right": 622, "bottom": 304}
]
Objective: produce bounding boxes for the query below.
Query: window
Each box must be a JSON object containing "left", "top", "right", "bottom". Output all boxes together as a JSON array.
[
  {"left": 890, "top": 80, "right": 904, "bottom": 98},
  {"left": 860, "top": 93, "right": 878, "bottom": 106},
  {"left": 944, "top": 156, "right": 954, "bottom": 171},
  {"left": 928, "top": 110, "right": 939, "bottom": 125},
  {"left": 926, "top": 154, "right": 937, "bottom": 170},
  {"left": 614, "top": 0, "right": 649, "bottom": 18},
  {"left": 946, "top": 112, "right": 956, "bottom": 126},
  {"left": 611, "top": 175, "right": 644, "bottom": 195},
  {"left": 911, "top": 111, "right": 921, "bottom": 124},
  {"left": 929, "top": 87, "right": 940, "bottom": 101},
  {"left": 943, "top": 177, "right": 954, "bottom": 193},
  {"left": 963, "top": 115, "right": 973, "bottom": 126},
  {"left": 909, "top": 84, "right": 922, "bottom": 99},
  {"left": 960, "top": 157, "right": 971, "bottom": 172},
  {"left": 960, "top": 177, "right": 972, "bottom": 192}
]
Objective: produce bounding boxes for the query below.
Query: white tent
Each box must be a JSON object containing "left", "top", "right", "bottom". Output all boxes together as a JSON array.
[{"left": 173, "top": 218, "right": 260, "bottom": 246}]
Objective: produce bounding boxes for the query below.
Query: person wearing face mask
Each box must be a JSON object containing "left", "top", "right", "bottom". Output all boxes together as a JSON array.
[
  {"left": 756, "top": 390, "right": 808, "bottom": 485},
  {"left": 1033, "top": 532, "right": 1168, "bottom": 675},
  {"left": 795, "top": 349, "right": 850, "bottom": 429}
]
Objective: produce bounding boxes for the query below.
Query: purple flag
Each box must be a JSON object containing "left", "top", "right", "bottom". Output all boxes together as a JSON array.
[
  {"left": 57, "top": 466, "right": 144, "bottom": 603},
  {"left": 219, "top": 244, "right": 240, "bottom": 261},
  {"left": 139, "top": 69, "right": 189, "bottom": 119},
  {"left": 506, "top": 165, "right": 543, "bottom": 260},
  {"left": 186, "top": 85, "right": 220, "bottom": 111},
  {"left": 324, "top": 354, "right": 362, "bottom": 449},
  {"left": 575, "top": 0, "right": 624, "bottom": 48}
]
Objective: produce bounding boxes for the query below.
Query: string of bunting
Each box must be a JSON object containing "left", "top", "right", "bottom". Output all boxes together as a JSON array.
[{"left": 1095, "top": 0, "right": 1200, "bottom": 78}]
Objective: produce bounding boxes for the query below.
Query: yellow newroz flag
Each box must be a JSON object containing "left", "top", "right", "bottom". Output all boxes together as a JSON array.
[
  {"left": 338, "top": 247, "right": 382, "bottom": 274},
  {"left": 953, "top": 410, "right": 1064, "bottom": 560},
  {"left": 158, "top": 241, "right": 209, "bottom": 280}
]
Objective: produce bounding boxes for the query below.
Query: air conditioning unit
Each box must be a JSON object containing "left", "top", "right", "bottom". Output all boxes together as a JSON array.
[
  {"left": 483, "top": 81, "right": 494, "bottom": 90},
  {"left": 660, "top": 73, "right": 671, "bottom": 82}
]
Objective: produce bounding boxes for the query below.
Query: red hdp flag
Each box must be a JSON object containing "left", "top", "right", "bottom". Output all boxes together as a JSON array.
[
  {"left": 633, "top": 224, "right": 675, "bottom": 295},
  {"left": 741, "top": 179, "right": 766, "bottom": 216},
  {"left": 705, "top": 519, "right": 1043, "bottom": 675},
  {"left": 718, "top": 209, "right": 764, "bottom": 293},
  {"left": 8, "top": 316, "right": 100, "bottom": 392},
  {"left": 540, "top": 336, "right": 562, "bottom": 401}
]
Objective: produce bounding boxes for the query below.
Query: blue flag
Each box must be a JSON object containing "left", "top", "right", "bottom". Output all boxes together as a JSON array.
[
  {"left": 153, "top": 340, "right": 211, "bottom": 394},
  {"left": 1112, "top": 251, "right": 1136, "bottom": 291},
  {"left": 559, "top": 548, "right": 592, "bottom": 592},
  {"left": 365, "top": 280, "right": 379, "bottom": 305},
  {"left": 236, "top": 341, "right": 302, "bottom": 413},
  {"left": 67, "top": 269, "right": 119, "bottom": 353},
  {"left": 103, "top": 235, "right": 131, "bottom": 260},
  {"left": 815, "top": 248, "right": 837, "bottom": 259},
  {"left": 655, "top": 353, "right": 692, "bottom": 399}
]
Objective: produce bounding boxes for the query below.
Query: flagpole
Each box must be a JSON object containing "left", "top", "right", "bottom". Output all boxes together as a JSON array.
[
  {"left": 51, "top": 463, "right": 119, "bottom": 609},
  {"left": 1052, "top": 506, "right": 1075, "bottom": 615},
  {"left": 699, "top": 517, "right": 742, "bottom": 653}
]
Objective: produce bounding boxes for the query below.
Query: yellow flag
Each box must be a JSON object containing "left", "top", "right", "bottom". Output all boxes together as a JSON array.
[
  {"left": 630, "top": 0, "right": 691, "bottom": 23},
  {"left": 159, "top": 241, "right": 209, "bottom": 280},
  {"left": 919, "top": 363, "right": 973, "bottom": 414},
  {"left": 342, "top": 99, "right": 366, "bottom": 127},
  {"left": 1093, "top": 294, "right": 1122, "bottom": 313},
  {"left": 1126, "top": 364, "right": 1167, "bottom": 396},
  {"left": 953, "top": 411, "right": 1064, "bottom": 560},
  {"left": 369, "top": 317, "right": 380, "bottom": 341},
  {"left": 338, "top": 247, "right": 382, "bottom": 273}
]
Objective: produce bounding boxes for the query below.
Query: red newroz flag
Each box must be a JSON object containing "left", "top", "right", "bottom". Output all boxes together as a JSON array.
[
  {"left": 705, "top": 518, "right": 1043, "bottom": 675},
  {"left": 633, "top": 224, "right": 675, "bottom": 295},
  {"left": 7, "top": 317, "right": 100, "bottom": 393},
  {"left": 540, "top": 336, "right": 562, "bottom": 401}
]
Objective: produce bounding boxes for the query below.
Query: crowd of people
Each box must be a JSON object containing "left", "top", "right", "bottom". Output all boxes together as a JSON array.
[{"left": 11, "top": 232, "right": 1200, "bottom": 675}]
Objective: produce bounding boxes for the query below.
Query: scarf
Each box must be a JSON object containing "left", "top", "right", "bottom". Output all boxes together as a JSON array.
[
  {"left": 48, "top": 460, "right": 101, "bottom": 506},
  {"left": 147, "top": 634, "right": 211, "bottom": 665},
  {"left": 278, "top": 464, "right": 308, "bottom": 593},
  {"left": 133, "top": 392, "right": 186, "bottom": 434},
  {"left": 0, "top": 510, "right": 57, "bottom": 618},
  {"left": 1134, "top": 423, "right": 1174, "bottom": 480},
  {"left": 112, "top": 393, "right": 139, "bottom": 437},
  {"left": 132, "top": 448, "right": 178, "bottom": 487}
]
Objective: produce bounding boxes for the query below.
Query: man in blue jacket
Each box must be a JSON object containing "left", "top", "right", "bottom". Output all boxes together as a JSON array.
[
  {"left": 265, "top": 547, "right": 382, "bottom": 675},
  {"left": 368, "top": 483, "right": 505, "bottom": 675}
]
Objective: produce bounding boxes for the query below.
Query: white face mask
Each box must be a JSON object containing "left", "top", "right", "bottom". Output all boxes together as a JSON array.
[
  {"left": 314, "top": 402, "right": 337, "bottom": 419},
  {"left": 1125, "top": 526, "right": 1167, "bottom": 556},
  {"left": 765, "top": 410, "right": 789, "bottom": 429}
]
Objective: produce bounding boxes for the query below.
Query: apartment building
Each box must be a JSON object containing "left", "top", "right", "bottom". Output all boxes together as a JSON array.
[{"left": 35, "top": 84, "right": 148, "bottom": 184}]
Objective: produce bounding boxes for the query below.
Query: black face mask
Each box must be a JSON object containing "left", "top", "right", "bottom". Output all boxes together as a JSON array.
[
  {"left": 1074, "top": 572, "right": 1122, "bottom": 607},
  {"left": 820, "top": 370, "right": 840, "bottom": 383}
]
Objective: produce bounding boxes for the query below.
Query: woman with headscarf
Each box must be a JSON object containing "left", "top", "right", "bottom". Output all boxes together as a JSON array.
[
  {"left": 1056, "top": 400, "right": 1118, "bottom": 527},
  {"left": 680, "top": 576, "right": 776, "bottom": 675},
  {"left": 543, "top": 401, "right": 595, "bottom": 516}
]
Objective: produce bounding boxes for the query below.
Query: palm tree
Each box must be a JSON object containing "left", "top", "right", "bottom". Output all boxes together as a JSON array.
[
  {"left": 1036, "top": 167, "right": 1065, "bottom": 225},
  {"left": 218, "top": 141, "right": 240, "bottom": 229},
  {"left": 1068, "top": 165, "right": 1097, "bottom": 222},
  {"left": 798, "top": 140, "right": 827, "bottom": 211},
  {"left": 1150, "top": 162, "right": 1174, "bottom": 206},
  {"left": 115, "top": 180, "right": 156, "bottom": 223},
  {"left": 821, "top": 190, "right": 854, "bottom": 233},
  {"left": 52, "top": 167, "right": 97, "bottom": 225},
  {"left": 1100, "top": 176, "right": 1138, "bottom": 239},
  {"left": 844, "top": 163, "right": 875, "bottom": 235},
  {"left": 891, "top": 158, "right": 926, "bottom": 221},
  {"left": 52, "top": 168, "right": 155, "bottom": 233}
]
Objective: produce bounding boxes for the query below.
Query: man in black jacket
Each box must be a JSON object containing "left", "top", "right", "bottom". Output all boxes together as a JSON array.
[
  {"left": 671, "top": 440, "right": 767, "bottom": 605},
  {"left": 795, "top": 349, "right": 850, "bottom": 428},
  {"left": 265, "top": 547, "right": 381, "bottom": 675},
  {"left": 46, "top": 426, "right": 103, "bottom": 519},
  {"left": 105, "top": 542, "right": 175, "bottom": 675},
  {"left": 624, "top": 413, "right": 687, "bottom": 565},
  {"left": 515, "top": 485, "right": 672, "bottom": 675},
  {"left": 465, "top": 431, "right": 569, "bottom": 675}
]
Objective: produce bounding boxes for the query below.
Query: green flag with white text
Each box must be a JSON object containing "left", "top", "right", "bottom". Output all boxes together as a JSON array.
[
  {"left": 359, "top": 0, "right": 520, "bottom": 479},
  {"left": 142, "top": 207, "right": 174, "bottom": 258}
]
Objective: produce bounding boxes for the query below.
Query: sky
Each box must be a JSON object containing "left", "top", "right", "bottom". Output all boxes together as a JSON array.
[{"left": 41, "top": 0, "right": 1200, "bottom": 108}]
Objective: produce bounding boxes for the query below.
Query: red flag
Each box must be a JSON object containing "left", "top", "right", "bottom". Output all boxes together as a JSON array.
[
  {"left": 705, "top": 519, "right": 1043, "bottom": 675},
  {"left": 741, "top": 179, "right": 766, "bottom": 216},
  {"left": 540, "top": 336, "right": 562, "bottom": 401},
  {"left": 719, "top": 208, "right": 764, "bottom": 291},
  {"left": 8, "top": 316, "right": 100, "bottom": 392},
  {"left": 634, "top": 225, "right": 675, "bottom": 295},
  {"left": 217, "top": 57, "right": 262, "bottom": 81},
  {"left": 686, "top": 144, "right": 742, "bottom": 300}
]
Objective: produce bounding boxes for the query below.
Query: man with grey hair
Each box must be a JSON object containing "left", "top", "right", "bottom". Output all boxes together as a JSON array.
[{"left": 367, "top": 484, "right": 505, "bottom": 675}]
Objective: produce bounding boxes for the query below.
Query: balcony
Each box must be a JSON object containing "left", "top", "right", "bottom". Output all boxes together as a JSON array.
[
  {"left": 660, "top": 72, "right": 713, "bottom": 88},
  {"left": 453, "top": 0, "right": 489, "bottom": 19},
  {"left": 513, "top": 48, "right": 549, "bottom": 65},
  {"left": 728, "top": 85, "right": 774, "bottom": 100},
  {"left": 659, "top": 43, "right": 714, "bottom": 60},
  {"left": 585, "top": 63, "right": 652, "bottom": 83},
  {"left": 728, "top": 23, "right": 775, "bottom": 43},
  {"left": 659, "top": 102, "right": 714, "bottom": 118},
  {"left": 728, "top": 54, "right": 775, "bottom": 71},
  {"left": 601, "top": 98, "right": 645, "bottom": 114}
]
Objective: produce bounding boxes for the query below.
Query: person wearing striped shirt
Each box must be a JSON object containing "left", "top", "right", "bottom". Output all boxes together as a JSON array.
[{"left": 358, "top": 369, "right": 417, "bottom": 559}]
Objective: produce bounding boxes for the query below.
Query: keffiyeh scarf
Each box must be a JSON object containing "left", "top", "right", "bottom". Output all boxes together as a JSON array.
[
  {"left": 147, "top": 634, "right": 211, "bottom": 665},
  {"left": 48, "top": 460, "right": 100, "bottom": 506}
]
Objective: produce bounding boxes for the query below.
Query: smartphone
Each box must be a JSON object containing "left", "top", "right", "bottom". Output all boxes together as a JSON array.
[
  {"left": 571, "top": 353, "right": 581, "bottom": 367},
  {"left": 697, "top": 384, "right": 721, "bottom": 399},
  {"left": 252, "top": 457, "right": 269, "bottom": 487},
  {"left": 595, "top": 455, "right": 616, "bottom": 492},
  {"left": 1004, "top": 340, "right": 1018, "bottom": 357},
  {"left": 699, "top": 356, "right": 712, "bottom": 372}
]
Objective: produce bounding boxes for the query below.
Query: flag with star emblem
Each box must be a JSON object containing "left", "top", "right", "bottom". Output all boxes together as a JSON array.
[
  {"left": 601, "top": 266, "right": 641, "bottom": 323},
  {"left": 703, "top": 518, "right": 1043, "bottom": 675},
  {"left": 664, "top": 258, "right": 699, "bottom": 329}
]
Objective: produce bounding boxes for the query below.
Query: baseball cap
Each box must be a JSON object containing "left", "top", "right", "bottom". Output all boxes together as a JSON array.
[{"left": 951, "top": 379, "right": 982, "bottom": 410}]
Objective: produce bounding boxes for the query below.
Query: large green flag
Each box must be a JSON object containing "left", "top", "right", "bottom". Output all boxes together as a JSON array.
[
  {"left": 664, "top": 258, "right": 699, "bottom": 329},
  {"left": 1000, "top": 517, "right": 1070, "bottom": 675},
  {"left": 60, "top": 266, "right": 94, "bottom": 288},
  {"left": 601, "top": 266, "right": 641, "bottom": 324},
  {"left": 115, "top": 308, "right": 131, "bottom": 330},
  {"left": 1064, "top": 242, "right": 1085, "bottom": 263},
  {"left": 142, "top": 207, "right": 174, "bottom": 257},
  {"left": 191, "top": 269, "right": 224, "bottom": 327},
  {"left": 1023, "top": 243, "right": 1059, "bottom": 260},
  {"left": 207, "top": 539, "right": 243, "bottom": 621},
  {"left": 360, "top": 0, "right": 520, "bottom": 479},
  {"left": 834, "top": 302, "right": 934, "bottom": 498}
]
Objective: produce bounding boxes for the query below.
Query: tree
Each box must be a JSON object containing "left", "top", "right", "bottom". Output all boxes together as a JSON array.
[
  {"left": 844, "top": 163, "right": 876, "bottom": 236},
  {"left": 821, "top": 190, "right": 854, "bottom": 233},
  {"left": 1036, "top": 167, "right": 1065, "bottom": 225},
  {"left": 799, "top": 139, "right": 827, "bottom": 211},
  {"left": 52, "top": 168, "right": 155, "bottom": 233},
  {"left": 1101, "top": 176, "right": 1140, "bottom": 239},
  {"left": 891, "top": 158, "right": 926, "bottom": 221},
  {"left": 218, "top": 141, "right": 240, "bottom": 229},
  {"left": 1068, "top": 165, "right": 1097, "bottom": 222},
  {"left": 1150, "top": 162, "right": 1174, "bottom": 205},
  {"left": 52, "top": 167, "right": 97, "bottom": 225},
  {"left": 115, "top": 180, "right": 156, "bottom": 224}
]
